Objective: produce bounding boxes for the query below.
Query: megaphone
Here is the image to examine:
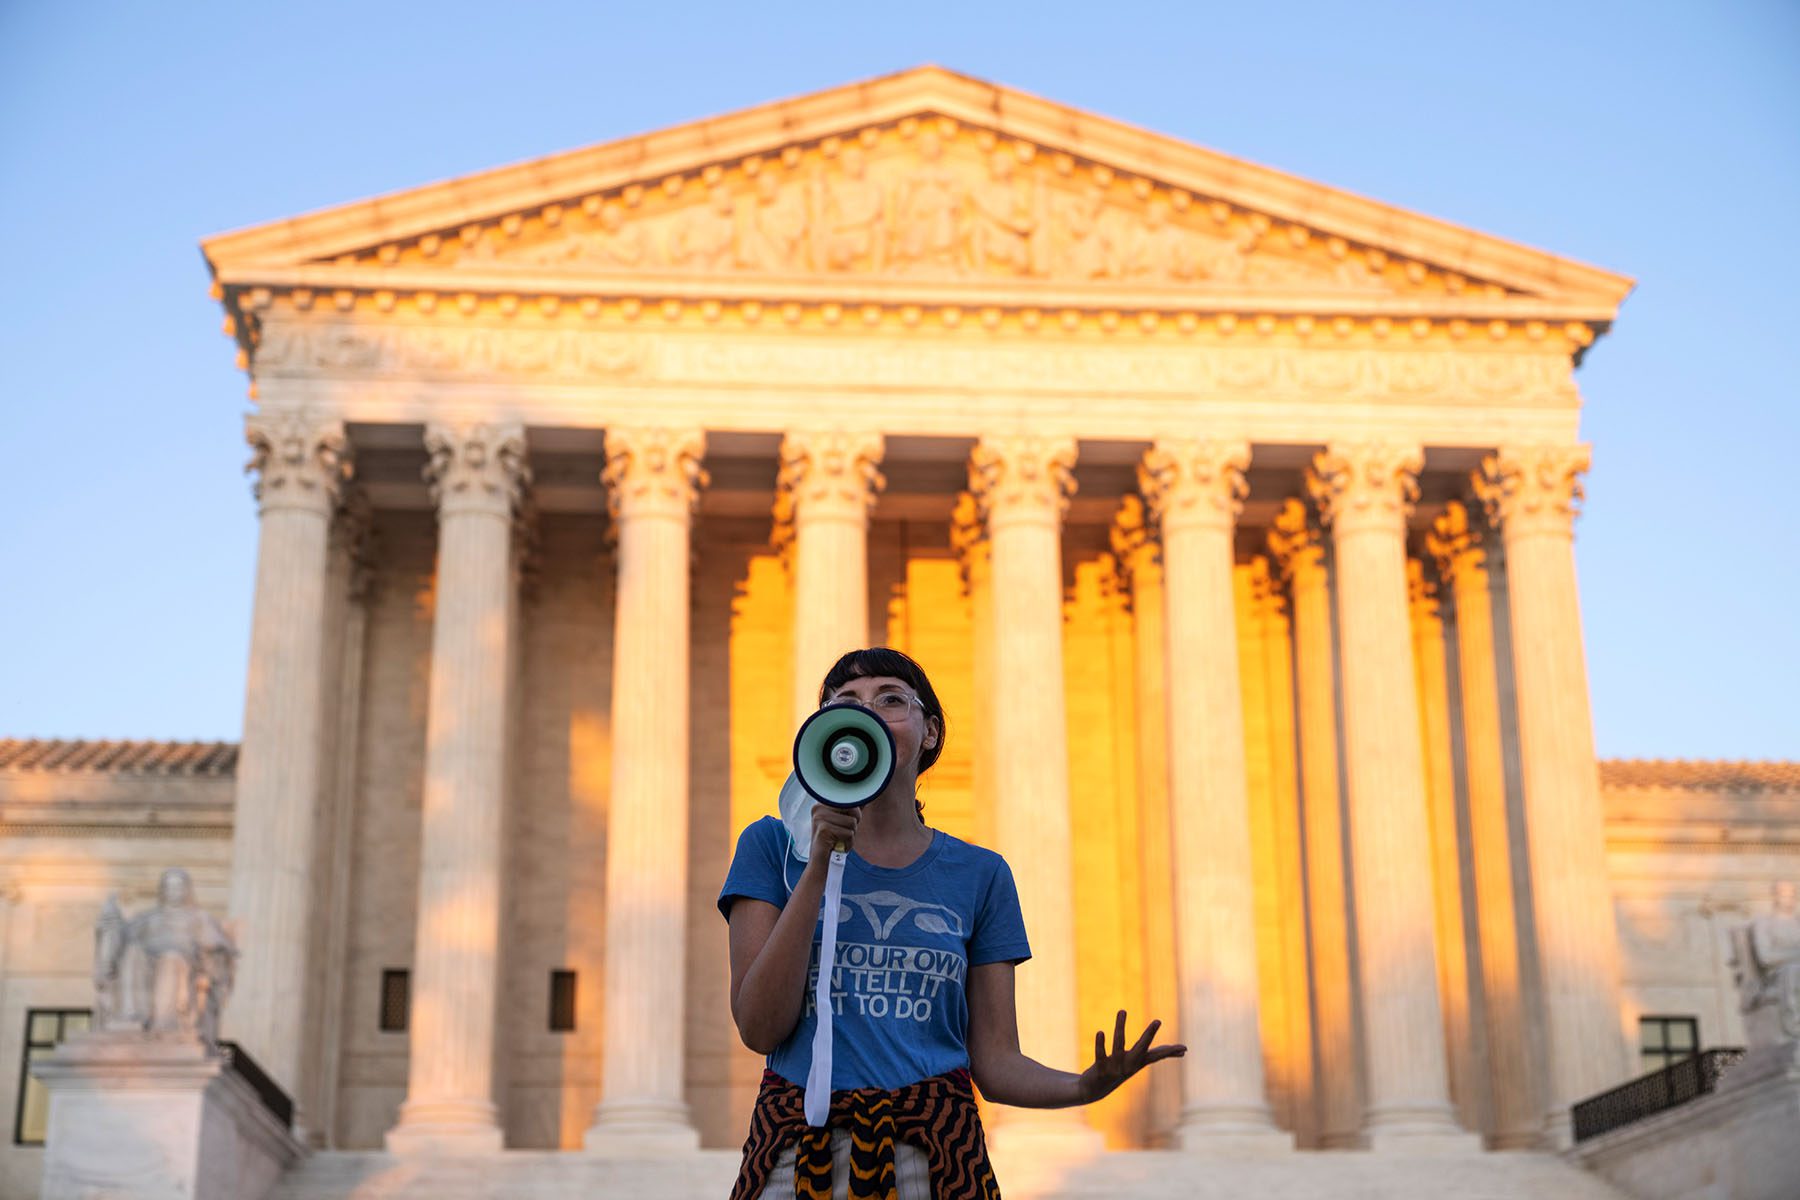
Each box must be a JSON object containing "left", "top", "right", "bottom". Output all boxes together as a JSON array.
[
  {"left": 794, "top": 702, "right": 896, "bottom": 808},
  {"left": 779, "top": 703, "right": 896, "bottom": 862}
]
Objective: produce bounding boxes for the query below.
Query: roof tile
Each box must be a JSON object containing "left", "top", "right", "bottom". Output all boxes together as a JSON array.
[
  {"left": 1599, "top": 759, "right": 1800, "bottom": 791},
  {"left": 0, "top": 739, "right": 239, "bottom": 777}
]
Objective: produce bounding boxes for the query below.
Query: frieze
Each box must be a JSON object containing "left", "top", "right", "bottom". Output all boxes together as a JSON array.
[
  {"left": 252, "top": 318, "right": 1577, "bottom": 407},
  {"left": 428, "top": 127, "right": 1417, "bottom": 294}
]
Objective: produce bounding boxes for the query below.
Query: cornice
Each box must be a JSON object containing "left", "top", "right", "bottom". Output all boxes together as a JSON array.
[
  {"left": 236, "top": 289, "right": 1600, "bottom": 367},
  {"left": 0, "top": 801, "right": 232, "bottom": 839},
  {"left": 216, "top": 263, "right": 1622, "bottom": 329}
]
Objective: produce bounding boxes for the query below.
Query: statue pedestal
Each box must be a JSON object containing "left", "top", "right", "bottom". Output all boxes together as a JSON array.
[{"left": 32, "top": 1033, "right": 305, "bottom": 1200}]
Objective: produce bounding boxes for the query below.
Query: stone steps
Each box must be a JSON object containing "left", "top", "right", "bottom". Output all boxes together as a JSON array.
[{"left": 271, "top": 1148, "right": 1633, "bottom": 1199}]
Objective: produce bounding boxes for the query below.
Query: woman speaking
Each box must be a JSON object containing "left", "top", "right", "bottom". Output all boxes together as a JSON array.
[{"left": 719, "top": 647, "right": 1184, "bottom": 1199}]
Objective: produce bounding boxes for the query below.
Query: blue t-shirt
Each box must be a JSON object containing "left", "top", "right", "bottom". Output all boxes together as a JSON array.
[{"left": 717, "top": 815, "right": 1031, "bottom": 1091}]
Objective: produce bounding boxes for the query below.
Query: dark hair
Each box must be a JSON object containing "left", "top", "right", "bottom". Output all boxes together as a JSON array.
[{"left": 817, "top": 647, "right": 946, "bottom": 777}]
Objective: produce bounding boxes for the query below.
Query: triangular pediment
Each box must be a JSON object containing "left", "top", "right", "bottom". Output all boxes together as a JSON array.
[{"left": 203, "top": 66, "right": 1631, "bottom": 315}]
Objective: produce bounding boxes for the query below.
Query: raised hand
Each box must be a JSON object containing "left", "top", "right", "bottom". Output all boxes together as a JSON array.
[{"left": 1078, "top": 1010, "right": 1186, "bottom": 1104}]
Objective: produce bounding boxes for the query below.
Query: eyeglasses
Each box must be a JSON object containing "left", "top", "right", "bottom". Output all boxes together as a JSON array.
[{"left": 826, "top": 691, "right": 923, "bottom": 718}]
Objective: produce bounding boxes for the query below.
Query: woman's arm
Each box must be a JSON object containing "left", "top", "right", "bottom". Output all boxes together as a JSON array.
[
  {"left": 727, "top": 804, "right": 862, "bottom": 1054},
  {"left": 965, "top": 961, "right": 1185, "bottom": 1108}
]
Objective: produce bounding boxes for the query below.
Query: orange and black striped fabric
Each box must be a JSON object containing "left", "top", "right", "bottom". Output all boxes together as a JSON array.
[{"left": 729, "top": 1068, "right": 1002, "bottom": 1200}]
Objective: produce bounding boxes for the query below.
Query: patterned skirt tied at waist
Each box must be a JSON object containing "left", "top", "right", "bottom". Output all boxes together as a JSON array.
[{"left": 730, "top": 1067, "right": 1002, "bottom": 1200}]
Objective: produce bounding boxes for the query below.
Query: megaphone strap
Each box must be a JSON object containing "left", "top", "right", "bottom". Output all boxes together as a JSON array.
[{"left": 803, "top": 847, "right": 848, "bottom": 1128}]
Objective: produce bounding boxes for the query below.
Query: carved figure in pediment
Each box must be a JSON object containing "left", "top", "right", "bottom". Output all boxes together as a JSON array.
[
  {"left": 968, "top": 150, "right": 1044, "bottom": 276},
  {"left": 533, "top": 200, "right": 648, "bottom": 269},
  {"left": 1206, "top": 240, "right": 1250, "bottom": 283},
  {"left": 1053, "top": 182, "right": 1123, "bottom": 279},
  {"left": 1120, "top": 198, "right": 1201, "bottom": 283},
  {"left": 586, "top": 201, "right": 649, "bottom": 269},
  {"left": 743, "top": 172, "right": 809, "bottom": 272},
  {"left": 815, "top": 146, "right": 886, "bottom": 272},
  {"left": 459, "top": 227, "right": 500, "bottom": 265},
  {"left": 1732, "top": 880, "right": 1800, "bottom": 1046},
  {"left": 668, "top": 182, "right": 739, "bottom": 271},
  {"left": 1245, "top": 250, "right": 1325, "bottom": 287},
  {"left": 890, "top": 129, "right": 965, "bottom": 274},
  {"left": 92, "top": 868, "right": 237, "bottom": 1045}
]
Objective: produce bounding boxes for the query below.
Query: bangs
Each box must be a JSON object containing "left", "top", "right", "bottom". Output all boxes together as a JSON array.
[{"left": 817, "top": 647, "right": 946, "bottom": 774}]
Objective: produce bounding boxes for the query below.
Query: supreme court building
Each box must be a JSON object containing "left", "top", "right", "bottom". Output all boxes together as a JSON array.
[{"left": 4, "top": 67, "right": 1798, "bottom": 1198}]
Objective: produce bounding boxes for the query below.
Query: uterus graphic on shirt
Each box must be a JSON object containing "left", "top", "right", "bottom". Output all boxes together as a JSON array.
[{"left": 805, "top": 889, "right": 969, "bottom": 1022}]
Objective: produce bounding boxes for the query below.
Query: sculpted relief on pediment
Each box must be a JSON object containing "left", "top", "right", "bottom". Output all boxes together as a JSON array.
[{"left": 367, "top": 121, "right": 1503, "bottom": 296}]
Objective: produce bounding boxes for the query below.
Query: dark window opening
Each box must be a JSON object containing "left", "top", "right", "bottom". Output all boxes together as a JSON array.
[
  {"left": 380, "top": 969, "right": 411, "bottom": 1033},
  {"left": 1639, "top": 1014, "right": 1699, "bottom": 1073},
  {"left": 549, "top": 969, "right": 577, "bottom": 1033},
  {"left": 15, "top": 1008, "right": 90, "bottom": 1145}
]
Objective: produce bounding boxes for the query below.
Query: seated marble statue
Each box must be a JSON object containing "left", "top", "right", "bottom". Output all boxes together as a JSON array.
[
  {"left": 93, "top": 867, "right": 237, "bottom": 1045},
  {"left": 1731, "top": 880, "right": 1800, "bottom": 1046}
]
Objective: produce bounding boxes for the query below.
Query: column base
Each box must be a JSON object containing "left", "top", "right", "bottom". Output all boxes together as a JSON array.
[
  {"left": 1486, "top": 1129, "right": 1546, "bottom": 1151},
  {"left": 1318, "top": 1130, "right": 1368, "bottom": 1150},
  {"left": 1539, "top": 1106, "right": 1576, "bottom": 1152},
  {"left": 1173, "top": 1105, "right": 1292, "bottom": 1154},
  {"left": 385, "top": 1098, "right": 505, "bottom": 1155},
  {"left": 985, "top": 1114, "right": 1104, "bottom": 1196},
  {"left": 584, "top": 1096, "right": 701, "bottom": 1156},
  {"left": 1364, "top": 1107, "right": 1481, "bottom": 1154},
  {"left": 986, "top": 1111, "right": 1106, "bottom": 1161}
]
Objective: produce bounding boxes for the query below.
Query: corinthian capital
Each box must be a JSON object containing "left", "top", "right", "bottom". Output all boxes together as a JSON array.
[
  {"left": 1406, "top": 556, "right": 1442, "bottom": 621},
  {"left": 332, "top": 487, "right": 379, "bottom": 604},
  {"left": 968, "top": 435, "right": 1077, "bottom": 530},
  {"left": 1306, "top": 443, "right": 1422, "bottom": 537},
  {"left": 1424, "top": 499, "right": 1492, "bottom": 584},
  {"left": 773, "top": 431, "right": 885, "bottom": 538},
  {"left": 1137, "top": 438, "right": 1250, "bottom": 534},
  {"left": 1473, "top": 444, "right": 1590, "bottom": 540},
  {"left": 602, "top": 426, "right": 708, "bottom": 524},
  {"left": 1265, "top": 496, "right": 1325, "bottom": 583},
  {"left": 1109, "top": 494, "right": 1159, "bottom": 572},
  {"left": 1105, "top": 495, "right": 1161, "bottom": 608},
  {"left": 424, "top": 421, "right": 531, "bottom": 519},
  {"left": 1248, "top": 555, "right": 1287, "bottom": 619},
  {"left": 949, "top": 490, "right": 988, "bottom": 594},
  {"left": 244, "top": 411, "right": 352, "bottom": 515}
]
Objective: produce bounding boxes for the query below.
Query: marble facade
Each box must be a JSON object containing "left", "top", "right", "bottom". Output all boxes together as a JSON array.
[{"left": 3, "top": 68, "right": 1796, "bottom": 1198}]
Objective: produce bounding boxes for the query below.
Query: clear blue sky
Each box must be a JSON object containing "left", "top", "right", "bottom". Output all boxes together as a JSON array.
[{"left": 1, "top": 1, "right": 1794, "bottom": 758}]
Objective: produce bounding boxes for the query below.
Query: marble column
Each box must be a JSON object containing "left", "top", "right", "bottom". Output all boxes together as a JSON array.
[
  {"left": 387, "top": 422, "right": 530, "bottom": 1154},
  {"left": 1307, "top": 445, "right": 1472, "bottom": 1149},
  {"left": 1428, "top": 499, "right": 1541, "bottom": 1147},
  {"left": 777, "top": 432, "right": 884, "bottom": 725},
  {"left": 1474, "top": 445, "right": 1628, "bottom": 1147},
  {"left": 228, "top": 412, "right": 351, "bottom": 1105},
  {"left": 586, "top": 426, "right": 708, "bottom": 1153},
  {"left": 1247, "top": 557, "right": 1313, "bottom": 1143},
  {"left": 967, "top": 436, "right": 1099, "bottom": 1150},
  {"left": 1406, "top": 559, "right": 1480, "bottom": 1133},
  {"left": 951, "top": 492, "right": 997, "bottom": 850},
  {"left": 1140, "top": 440, "right": 1287, "bottom": 1151},
  {"left": 313, "top": 492, "right": 378, "bottom": 1148},
  {"left": 1111, "top": 497, "right": 1182, "bottom": 1145},
  {"left": 1266, "top": 498, "right": 1361, "bottom": 1148}
]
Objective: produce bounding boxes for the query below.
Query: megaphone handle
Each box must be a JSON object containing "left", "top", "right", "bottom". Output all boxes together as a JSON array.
[
  {"left": 804, "top": 848, "right": 849, "bottom": 1127},
  {"left": 834, "top": 839, "right": 847, "bottom": 853}
]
